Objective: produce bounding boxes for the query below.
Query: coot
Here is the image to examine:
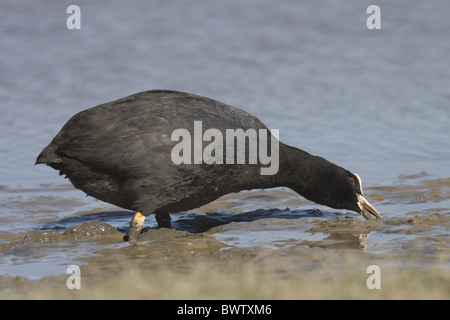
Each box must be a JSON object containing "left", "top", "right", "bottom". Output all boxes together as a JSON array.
[{"left": 36, "top": 90, "right": 380, "bottom": 242}]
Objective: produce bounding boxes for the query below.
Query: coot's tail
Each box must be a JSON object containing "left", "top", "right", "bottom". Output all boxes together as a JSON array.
[{"left": 35, "top": 143, "right": 62, "bottom": 165}]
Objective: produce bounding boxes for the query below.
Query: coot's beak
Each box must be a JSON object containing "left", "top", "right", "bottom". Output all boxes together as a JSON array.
[{"left": 357, "top": 194, "right": 380, "bottom": 220}]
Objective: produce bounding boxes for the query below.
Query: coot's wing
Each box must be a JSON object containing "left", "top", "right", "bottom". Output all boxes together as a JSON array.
[
  {"left": 56, "top": 130, "right": 173, "bottom": 178},
  {"left": 47, "top": 89, "right": 275, "bottom": 184}
]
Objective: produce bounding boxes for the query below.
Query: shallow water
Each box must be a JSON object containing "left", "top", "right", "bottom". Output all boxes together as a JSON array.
[{"left": 0, "top": 0, "right": 449, "bottom": 298}]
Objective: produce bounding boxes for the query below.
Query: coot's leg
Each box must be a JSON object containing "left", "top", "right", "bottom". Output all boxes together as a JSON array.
[
  {"left": 155, "top": 212, "right": 172, "bottom": 229},
  {"left": 127, "top": 211, "right": 146, "bottom": 243}
]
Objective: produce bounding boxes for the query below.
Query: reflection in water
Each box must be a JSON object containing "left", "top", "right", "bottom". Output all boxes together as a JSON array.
[
  {"left": 306, "top": 231, "right": 371, "bottom": 250},
  {"left": 35, "top": 207, "right": 332, "bottom": 234},
  {"left": 172, "top": 209, "right": 329, "bottom": 233},
  {"left": 358, "top": 233, "right": 370, "bottom": 249}
]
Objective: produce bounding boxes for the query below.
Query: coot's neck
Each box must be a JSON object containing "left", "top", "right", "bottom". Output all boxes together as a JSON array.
[
  {"left": 230, "top": 142, "right": 334, "bottom": 199},
  {"left": 256, "top": 143, "right": 331, "bottom": 194}
]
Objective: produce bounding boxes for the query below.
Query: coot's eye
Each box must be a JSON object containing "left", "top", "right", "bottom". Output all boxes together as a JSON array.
[{"left": 349, "top": 177, "right": 355, "bottom": 185}]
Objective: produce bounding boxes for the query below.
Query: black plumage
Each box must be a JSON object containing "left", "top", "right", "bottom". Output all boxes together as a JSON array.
[{"left": 36, "top": 90, "right": 380, "bottom": 242}]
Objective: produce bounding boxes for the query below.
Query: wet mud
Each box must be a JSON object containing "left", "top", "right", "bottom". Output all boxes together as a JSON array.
[{"left": 0, "top": 176, "right": 449, "bottom": 299}]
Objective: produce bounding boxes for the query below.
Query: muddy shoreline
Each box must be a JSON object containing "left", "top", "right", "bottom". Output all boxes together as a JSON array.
[
  {"left": 1, "top": 177, "right": 449, "bottom": 299},
  {"left": 1, "top": 204, "right": 449, "bottom": 299}
]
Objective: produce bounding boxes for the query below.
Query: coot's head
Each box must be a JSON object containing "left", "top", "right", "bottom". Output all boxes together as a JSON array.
[
  {"left": 344, "top": 172, "right": 380, "bottom": 219},
  {"left": 294, "top": 168, "right": 380, "bottom": 220}
]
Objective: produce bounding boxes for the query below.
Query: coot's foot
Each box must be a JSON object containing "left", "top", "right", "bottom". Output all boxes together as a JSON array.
[
  {"left": 126, "top": 211, "right": 146, "bottom": 243},
  {"left": 155, "top": 212, "right": 172, "bottom": 229}
]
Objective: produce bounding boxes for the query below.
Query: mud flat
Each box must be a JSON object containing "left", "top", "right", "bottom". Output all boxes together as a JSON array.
[
  {"left": 1, "top": 177, "right": 449, "bottom": 299},
  {"left": 1, "top": 213, "right": 449, "bottom": 299}
]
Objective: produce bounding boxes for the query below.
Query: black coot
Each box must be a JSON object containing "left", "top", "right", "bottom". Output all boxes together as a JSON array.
[{"left": 36, "top": 90, "right": 380, "bottom": 242}]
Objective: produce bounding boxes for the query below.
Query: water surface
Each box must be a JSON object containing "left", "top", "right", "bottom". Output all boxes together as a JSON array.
[{"left": 0, "top": 0, "right": 448, "bottom": 297}]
